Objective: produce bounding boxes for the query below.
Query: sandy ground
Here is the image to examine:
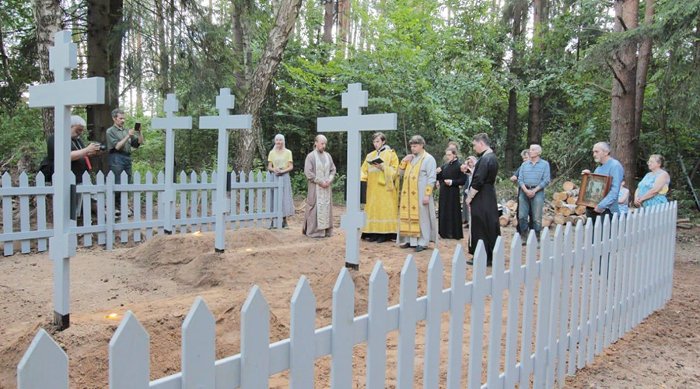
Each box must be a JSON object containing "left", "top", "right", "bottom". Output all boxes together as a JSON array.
[{"left": 0, "top": 205, "right": 698, "bottom": 388}]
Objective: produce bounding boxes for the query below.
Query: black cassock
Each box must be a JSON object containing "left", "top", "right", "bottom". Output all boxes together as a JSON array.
[
  {"left": 468, "top": 151, "right": 501, "bottom": 265},
  {"left": 437, "top": 159, "right": 467, "bottom": 239}
]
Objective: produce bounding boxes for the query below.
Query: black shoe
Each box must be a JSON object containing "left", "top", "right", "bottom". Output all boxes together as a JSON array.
[
  {"left": 415, "top": 245, "right": 426, "bottom": 252},
  {"left": 366, "top": 235, "right": 378, "bottom": 242},
  {"left": 399, "top": 243, "right": 411, "bottom": 249},
  {"left": 375, "top": 236, "right": 388, "bottom": 243}
]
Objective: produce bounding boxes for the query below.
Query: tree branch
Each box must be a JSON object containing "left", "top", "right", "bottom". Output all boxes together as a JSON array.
[
  {"left": 607, "top": 60, "right": 628, "bottom": 95},
  {"left": 617, "top": 15, "right": 628, "bottom": 31}
]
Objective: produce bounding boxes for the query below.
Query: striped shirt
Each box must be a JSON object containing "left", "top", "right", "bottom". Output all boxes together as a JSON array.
[{"left": 517, "top": 159, "right": 551, "bottom": 190}]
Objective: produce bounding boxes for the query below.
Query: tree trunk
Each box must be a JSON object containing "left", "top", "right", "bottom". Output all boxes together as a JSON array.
[
  {"left": 0, "top": 19, "right": 14, "bottom": 88},
  {"left": 233, "top": 0, "right": 303, "bottom": 172},
  {"left": 527, "top": 0, "right": 547, "bottom": 146},
  {"left": 610, "top": 0, "right": 639, "bottom": 187},
  {"left": 232, "top": 0, "right": 254, "bottom": 93},
  {"left": 323, "top": 0, "right": 334, "bottom": 43},
  {"left": 86, "top": 0, "right": 124, "bottom": 174},
  {"left": 33, "top": 0, "right": 63, "bottom": 138},
  {"left": 155, "top": 0, "right": 169, "bottom": 97},
  {"left": 504, "top": 0, "right": 528, "bottom": 173},
  {"left": 634, "top": 0, "right": 655, "bottom": 179},
  {"left": 337, "top": 0, "right": 350, "bottom": 49}
]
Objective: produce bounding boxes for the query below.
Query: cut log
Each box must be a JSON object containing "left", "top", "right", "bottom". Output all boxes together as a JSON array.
[
  {"left": 676, "top": 218, "right": 690, "bottom": 223},
  {"left": 542, "top": 215, "right": 554, "bottom": 228},
  {"left": 575, "top": 205, "right": 587, "bottom": 215},
  {"left": 676, "top": 223, "right": 693, "bottom": 229},
  {"left": 499, "top": 215, "right": 510, "bottom": 227},
  {"left": 560, "top": 207, "right": 572, "bottom": 216},
  {"left": 566, "top": 196, "right": 577, "bottom": 205},
  {"left": 554, "top": 214, "right": 567, "bottom": 225},
  {"left": 553, "top": 192, "right": 568, "bottom": 202},
  {"left": 506, "top": 200, "right": 518, "bottom": 211},
  {"left": 562, "top": 181, "right": 576, "bottom": 191}
]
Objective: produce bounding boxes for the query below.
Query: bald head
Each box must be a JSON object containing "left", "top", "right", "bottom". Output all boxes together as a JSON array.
[{"left": 592, "top": 142, "right": 611, "bottom": 164}]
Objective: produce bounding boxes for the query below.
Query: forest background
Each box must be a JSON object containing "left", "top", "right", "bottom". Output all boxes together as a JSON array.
[{"left": 1, "top": 0, "right": 699, "bottom": 216}]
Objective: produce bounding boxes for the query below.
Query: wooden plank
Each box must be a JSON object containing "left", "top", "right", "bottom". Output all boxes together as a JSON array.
[
  {"left": 19, "top": 173, "right": 31, "bottom": 253},
  {"left": 132, "top": 171, "right": 142, "bottom": 242},
  {"left": 241, "top": 286, "right": 270, "bottom": 388},
  {"left": 156, "top": 171, "right": 165, "bottom": 235},
  {"left": 36, "top": 173, "right": 48, "bottom": 252},
  {"left": 568, "top": 219, "right": 585, "bottom": 375},
  {"left": 290, "top": 276, "right": 316, "bottom": 388},
  {"left": 595, "top": 215, "right": 611, "bottom": 354},
  {"left": 331, "top": 268, "right": 355, "bottom": 389},
  {"left": 109, "top": 312, "right": 149, "bottom": 389},
  {"left": 95, "top": 172, "right": 106, "bottom": 245},
  {"left": 467, "top": 242, "right": 488, "bottom": 389},
  {"left": 190, "top": 171, "right": 199, "bottom": 232},
  {"left": 81, "top": 173, "right": 93, "bottom": 247},
  {"left": 547, "top": 225, "right": 564, "bottom": 387},
  {"left": 558, "top": 223, "right": 574, "bottom": 383},
  {"left": 201, "top": 171, "right": 210, "bottom": 232},
  {"left": 179, "top": 171, "right": 188, "bottom": 234},
  {"left": 446, "top": 245, "right": 467, "bottom": 389},
  {"left": 504, "top": 234, "right": 523, "bottom": 388},
  {"left": 533, "top": 228, "right": 553, "bottom": 388},
  {"left": 256, "top": 171, "right": 264, "bottom": 228},
  {"left": 486, "top": 238, "right": 506, "bottom": 387},
  {"left": 105, "top": 172, "right": 115, "bottom": 250},
  {"left": 586, "top": 216, "right": 603, "bottom": 364},
  {"left": 604, "top": 214, "right": 620, "bottom": 347},
  {"left": 145, "top": 171, "right": 154, "bottom": 240},
  {"left": 17, "top": 329, "right": 68, "bottom": 389},
  {"left": 423, "top": 251, "right": 443, "bottom": 389},
  {"left": 265, "top": 172, "right": 273, "bottom": 228},
  {"left": 119, "top": 171, "right": 129, "bottom": 243},
  {"left": 519, "top": 232, "right": 539, "bottom": 387},
  {"left": 2, "top": 173, "right": 14, "bottom": 256},
  {"left": 182, "top": 297, "right": 216, "bottom": 388},
  {"left": 396, "top": 255, "right": 418, "bottom": 389},
  {"left": 248, "top": 171, "right": 255, "bottom": 228},
  {"left": 366, "top": 262, "right": 389, "bottom": 389}
]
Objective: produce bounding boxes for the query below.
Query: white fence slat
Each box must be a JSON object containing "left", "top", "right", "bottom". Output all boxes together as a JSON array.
[
  {"left": 241, "top": 286, "right": 270, "bottom": 388},
  {"left": 504, "top": 235, "right": 523, "bottom": 388},
  {"left": 632, "top": 208, "right": 644, "bottom": 329},
  {"left": 247, "top": 171, "right": 255, "bottom": 228},
  {"left": 157, "top": 171, "right": 165, "bottom": 235},
  {"left": 109, "top": 311, "right": 150, "bottom": 389},
  {"left": 396, "top": 256, "right": 418, "bottom": 389},
  {"left": 546, "top": 226, "right": 563, "bottom": 388},
  {"left": 486, "top": 237, "right": 506, "bottom": 387},
  {"left": 145, "top": 171, "right": 154, "bottom": 239},
  {"left": 557, "top": 224, "right": 574, "bottom": 384},
  {"left": 81, "top": 174, "right": 93, "bottom": 248},
  {"left": 533, "top": 228, "right": 553, "bottom": 389},
  {"left": 595, "top": 215, "right": 611, "bottom": 354},
  {"left": 331, "top": 268, "right": 355, "bottom": 389},
  {"left": 290, "top": 276, "right": 316, "bottom": 388},
  {"left": 179, "top": 171, "right": 188, "bottom": 234},
  {"left": 17, "top": 329, "right": 68, "bottom": 389},
  {"left": 423, "top": 251, "right": 443, "bottom": 389},
  {"left": 619, "top": 212, "right": 634, "bottom": 339},
  {"left": 577, "top": 220, "right": 593, "bottom": 369},
  {"left": 265, "top": 173, "right": 273, "bottom": 227},
  {"left": 119, "top": 171, "right": 129, "bottom": 243},
  {"left": 133, "top": 171, "right": 142, "bottom": 242},
  {"left": 239, "top": 172, "right": 247, "bottom": 229},
  {"left": 3, "top": 173, "right": 14, "bottom": 256},
  {"left": 467, "top": 241, "right": 488, "bottom": 389},
  {"left": 190, "top": 171, "right": 199, "bottom": 232},
  {"left": 518, "top": 231, "right": 539, "bottom": 387},
  {"left": 19, "top": 173, "right": 31, "bottom": 253},
  {"left": 586, "top": 216, "right": 603, "bottom": 364},
  {"left": 96, "top": 172, "right": 107, "bottom": 245},
  {"left": 605, "top": 214, "right": 620, "bottom": 347},
  {"left": 182, "top": 297, "right": 216, "bottom": 388},
  {"left": 446, "top": 245, "right": 467, "bottom": 389},
  {"left": 255, "top": 171, "right": 263, "bottom": 228},
  {"left": 105, "top": 172, "right": 115, "bottom": 250},
  {"left": 366, "top": 262, "right": 389, "bottom": 389},
  {"left": 36, "top": 173, "right": 48, "bottom": 252},
  {"left": 568, "top": 221, "right": 584, "bottom": 375},
  {"left": 201, "top": 171, "right": 210, "bottom": 232}
]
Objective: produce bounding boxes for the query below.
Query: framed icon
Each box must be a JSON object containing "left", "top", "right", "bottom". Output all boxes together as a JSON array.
[{"left": 577, "top": 173, "right": 612, "bottom": 208}]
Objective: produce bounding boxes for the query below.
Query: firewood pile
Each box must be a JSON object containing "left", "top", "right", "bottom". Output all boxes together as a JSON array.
[{"left": 498, "top": 181, "right": 588, "bottom": 228}]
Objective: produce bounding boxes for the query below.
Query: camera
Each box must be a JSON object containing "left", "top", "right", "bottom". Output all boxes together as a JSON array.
[{"left": 99, "top": 144, "right": 107, "bottom": 151}]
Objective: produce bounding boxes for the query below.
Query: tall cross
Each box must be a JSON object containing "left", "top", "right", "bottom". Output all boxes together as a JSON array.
[
  {"left": 152, "top": 94, "right": 193, "bottom": 234},
  {"left": 28, "top": 30, "right": 105, "bottom": 329},
  {"left": 199, "top": 88, "right": 252, "bottom": 252},
  {"left": 317, "top": 83, "right": 397, "bottom": 269}
]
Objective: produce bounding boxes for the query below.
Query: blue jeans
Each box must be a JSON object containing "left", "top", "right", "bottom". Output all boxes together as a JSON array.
[
  {"left": 109, "top": 153, "right": 132, "bottom": 208},
  {"left": 518, "top": 190, "right": 544, "bottom": 238}
]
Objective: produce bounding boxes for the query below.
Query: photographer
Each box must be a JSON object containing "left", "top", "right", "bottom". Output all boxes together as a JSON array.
[
  {"left": 106, "top": 108, "right": 143, "bottom": 215},
  {"left": 45, "top": 115, "right": 101, "bottom": 184}
]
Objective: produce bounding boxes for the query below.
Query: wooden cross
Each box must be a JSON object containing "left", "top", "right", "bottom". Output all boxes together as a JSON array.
[
  {"left": 199, "top": 88, "right": 252, "bottom": 252},
  {"left": 151, "top": 94, "right": 193, "bottom": 234},
  {"left": 317, "top": 83, "right": 397, "bottom": 269},
  {"left": 28, "top": 30, "right": 105, "bottom": 329}
]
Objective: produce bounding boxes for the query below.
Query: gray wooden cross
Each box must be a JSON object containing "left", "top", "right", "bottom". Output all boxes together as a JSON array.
[
  {"left": 28, "top": 30, "right": 105, "bottom": 329},
  {"left": 199, "top": 88, "right": 252, "bottom": 252},
  {"left": 151, "top": 94, "right": 193, "bottom": 234},
  {"left": 317, "top": 83, "right": 397, "bottom": 269}
]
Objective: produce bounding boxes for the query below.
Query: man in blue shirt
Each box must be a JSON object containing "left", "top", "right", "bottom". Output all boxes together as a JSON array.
[
  {"left": 517, "top": 144, "right": 550, "bottom": 242},
  {"left": 582, "top": 142, "right": 624, "bottom": 221}
]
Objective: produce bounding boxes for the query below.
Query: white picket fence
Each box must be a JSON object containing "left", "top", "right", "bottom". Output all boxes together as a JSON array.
[
  {"left": 0, "top": 170, "right": 284, "bottom": 256},
  {"left": 17, "top": 202, "right": 677, "bottom": 388}
]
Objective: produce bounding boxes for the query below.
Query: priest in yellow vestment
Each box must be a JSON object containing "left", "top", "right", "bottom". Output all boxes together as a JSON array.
[
  {"left": 397, "top": 135, "right": 437, "bottom": 252},
  {"left": 360, "top": 132, "right": 399, "bottom": 243}
]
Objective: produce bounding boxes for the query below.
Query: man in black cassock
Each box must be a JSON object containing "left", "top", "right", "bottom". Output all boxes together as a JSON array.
[
  {"left": 466, "top": 133, "right": 501, "bottom": 266},
  {"left": 437, "top": 146, "right": 467, "bottom": 239}
]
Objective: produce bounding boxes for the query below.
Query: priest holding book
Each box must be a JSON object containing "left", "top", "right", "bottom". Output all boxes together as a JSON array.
[{"left": 360, "top": 132, "right": 400, "bottom": 243}]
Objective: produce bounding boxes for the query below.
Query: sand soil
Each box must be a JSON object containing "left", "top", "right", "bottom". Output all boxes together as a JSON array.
[{"left": 0, "top": 206, "right": 698, "bottom": 388}]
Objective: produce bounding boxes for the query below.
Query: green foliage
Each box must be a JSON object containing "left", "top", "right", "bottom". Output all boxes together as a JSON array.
[{"left": 0, "top": 105, "right": 44, "bottom": 168}]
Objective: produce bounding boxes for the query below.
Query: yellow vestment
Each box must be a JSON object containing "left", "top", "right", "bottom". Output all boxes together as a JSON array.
[
  {"left": 399, "top": 153, "right": 433, "bottom": 237},
  {"left": 361, "top": 147, "right": 399, "bottom": 234}
]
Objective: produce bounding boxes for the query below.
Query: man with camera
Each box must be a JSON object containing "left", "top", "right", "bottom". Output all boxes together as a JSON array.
[
  {"left": 44, "top": 115, "right": 102, "bottom": 184},
  {"left": 106, "top": 108, "right": 143, "bottom": 214}
]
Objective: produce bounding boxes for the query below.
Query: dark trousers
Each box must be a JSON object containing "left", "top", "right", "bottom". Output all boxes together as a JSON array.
[{"left": 109, "top": 153, "right": 132, "bottom": 209}]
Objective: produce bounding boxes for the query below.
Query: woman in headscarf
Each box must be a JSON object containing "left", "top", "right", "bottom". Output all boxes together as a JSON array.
[{"left": 267, "top": 134, "right": 295, "bottom": 228}]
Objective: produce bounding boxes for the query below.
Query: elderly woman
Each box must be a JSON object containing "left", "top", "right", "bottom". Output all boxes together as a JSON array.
[
  {"left": 634, "top": 154, "right": 671, "bottom": 207},
  {"left": 267, "top": 134, "right": 295, "bottom": 228}
]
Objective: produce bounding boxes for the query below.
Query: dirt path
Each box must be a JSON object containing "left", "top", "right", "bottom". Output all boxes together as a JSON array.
[{"left": 0, "top": 207, "right": 698, "bottom": 388}]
